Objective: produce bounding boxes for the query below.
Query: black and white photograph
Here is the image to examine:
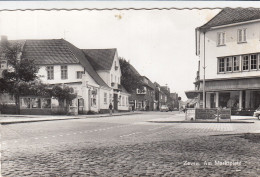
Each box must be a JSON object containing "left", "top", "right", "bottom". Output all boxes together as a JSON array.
[{"left": 0, "top": 2, "right": 259, "bottom": 176}]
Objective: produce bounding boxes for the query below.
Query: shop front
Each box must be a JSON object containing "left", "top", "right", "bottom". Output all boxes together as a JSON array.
[{"left": 201, "top": 77, "right": 260, "bottom": 115}]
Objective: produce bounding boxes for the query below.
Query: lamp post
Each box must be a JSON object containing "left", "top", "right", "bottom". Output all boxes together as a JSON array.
[{"left": 203, "top": 31, "right": 206, "bottom": 109}]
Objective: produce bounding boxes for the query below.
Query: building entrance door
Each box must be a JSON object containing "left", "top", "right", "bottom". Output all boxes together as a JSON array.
[
  {"left": 210, "top": 93, "right": 215, "bottom": 108},
  {"left": 113, "top": 94, "right": 118, "bottom": 111}
]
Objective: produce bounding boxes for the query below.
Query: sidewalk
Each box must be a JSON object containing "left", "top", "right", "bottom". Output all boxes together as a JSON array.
[
  {"left": 0, "top": 111, "right": 142, "bottom": 125},
  {"left": 149, "top": 113, "right": 257, "bottom": 123}
]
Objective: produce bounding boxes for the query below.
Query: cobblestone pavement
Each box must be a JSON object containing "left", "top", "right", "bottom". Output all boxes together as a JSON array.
[{"left": 1, "top": 112, "right": 260, "bottom": 176}]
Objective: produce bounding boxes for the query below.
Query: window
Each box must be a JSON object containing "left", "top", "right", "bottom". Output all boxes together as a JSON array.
[
  {"left": 226, "top": 57, "right": 232, "bottom": 72},
  {"left": 20, "top": 98, "right": 31, "bottom": 109},
  {"left": 77, "top": 71, "right": 84, "bottom": 79},
  {"left": 238, "top": 29, "right": 247, "bottom": 43},
  {"left": 104, "top": 92, "right": 107, "bottom": 104},
  {"left": 111, "top": 74, "right": 113, "bottom": 82},
  {"left": 109, "top": 94, "right": 112, "bottom": 104},
  {"left": 233, "top": 56, "right": 240, "bottom": 71},
  {"left": 126, "top": 97, "right": 128, "bottom": 106},
  {"left": 242, "top": 55, "right": 249, "bottom": 71},
  {"left": 217, "top": 32, "right": 225, "bottom": 46},
  {"left": 31, "top": 98, "right": 41, "bottom": 108},
  {"left": 218, "top": 58, "right": 225, "bottom": 72},
  {"left": 42, "top": 98, "right": 51, "bottom": 108},
  {"left": 122, "top": 96, "right": 125, "bottom": 106},
  {"left": 115, "top": 76, "right": 117, "bottom": 83},
  {"left": 61, "top": 66, "right": 68, "bottom": 79},
  {"left": 47, "top": 66, "right": 54, "bottom": 80},
  {"left": 251, "top": 54, "right": 257, "bottom": 70}
]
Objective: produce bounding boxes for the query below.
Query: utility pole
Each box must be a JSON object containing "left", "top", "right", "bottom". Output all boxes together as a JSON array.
[{"left": 203, "top": 31, "right": 206, "bottom": 109}]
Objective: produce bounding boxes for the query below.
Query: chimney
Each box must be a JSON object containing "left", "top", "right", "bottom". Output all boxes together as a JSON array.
[{"left": 1, "top": 35, "right": 8, "bottom": 42}]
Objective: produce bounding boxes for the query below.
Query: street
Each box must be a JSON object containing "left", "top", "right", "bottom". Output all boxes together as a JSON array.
[{"left": 1, "top": 112, "right": 260, "bottom": 176}]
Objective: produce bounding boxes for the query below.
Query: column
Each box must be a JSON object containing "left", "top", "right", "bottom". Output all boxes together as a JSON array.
[
  {"left": 206, "top": 92, "right": 210, "bottom": 108},
  {"left": 245, "top": 90, "right": 250, "bottom": 109},
  {"left": 239, "top": 90, "right": 243, "bottom": 110},
  {"left": 215, "top": 92, "right": 219, "bottom": 108}
]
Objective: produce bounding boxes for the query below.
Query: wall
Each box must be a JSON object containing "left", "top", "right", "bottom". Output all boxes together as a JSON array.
[
  {"left": 38, "top": 64, "right": 85, "bottom": 84},
  {"left": 199, "top": 21, "right": 260, "bottom": 80}
]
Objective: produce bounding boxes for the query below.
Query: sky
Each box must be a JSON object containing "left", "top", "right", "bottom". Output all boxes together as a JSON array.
[{"left": 0, "top": 1, "right": 254, "bottom": 100}]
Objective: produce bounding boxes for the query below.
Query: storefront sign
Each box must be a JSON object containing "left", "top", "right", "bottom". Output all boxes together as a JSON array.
[{"left": 195, "top": 108, "right": 218, "bottom": 119}]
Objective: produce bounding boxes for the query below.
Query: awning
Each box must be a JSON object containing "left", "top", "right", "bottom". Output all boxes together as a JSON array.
[
  {"left": 200, "top": 77, "right": 260, "bottom": 91},
  {"left": 185, "top": 90, "right": 202, "bottom": 99}
]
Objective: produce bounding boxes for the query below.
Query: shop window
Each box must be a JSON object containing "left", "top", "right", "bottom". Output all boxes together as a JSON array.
[
  {"left": 233, "top": 56, "right": 240, "bottom": 71},
  {"left": 31, "top": 98, "right": 41, "bottom": 108},
  {"left": 42, "top": 98, "right": 51, "bottom": 108},
  {"left": 242, "top": 55, "right": 249, "bottom": 71},
  {"left": 20, "top": 98, "right": 31, "bottom": 109},
  {"left": 250, "top": 54, "right": 257, "bottom": 70}
]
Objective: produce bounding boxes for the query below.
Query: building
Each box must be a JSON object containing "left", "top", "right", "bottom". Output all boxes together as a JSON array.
[
  {"left": 186, "top": 8, "right": 260, "bottom": 115},
  {"left": 0, "top": 37, "right": 130, "bottom": 114},
  {"left": 154, "top": 82, "right": 167, "bottom": 110},
  {"left": 129, "top": 76, "right": 156, "bottom": 111}
]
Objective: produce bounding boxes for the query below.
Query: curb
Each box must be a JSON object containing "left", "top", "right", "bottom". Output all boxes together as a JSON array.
[
  {"left": 148, "top": 121, "right": 255, "bottom": 124},
  {"left": 0, "top": 112, "right": 142, "bottom": 125}
]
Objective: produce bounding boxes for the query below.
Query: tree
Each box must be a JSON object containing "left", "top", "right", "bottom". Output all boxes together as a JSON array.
[
  {"left": 119, "top": 58, "right": 144, "bottom": 93},
  {"left": 51, "top": 85, "right": 77, "bottom": 108},
  {"left": 0, "top": 41, "right": 39, "bottom": 114}
]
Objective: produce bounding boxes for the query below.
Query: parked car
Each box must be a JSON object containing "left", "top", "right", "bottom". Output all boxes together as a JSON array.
[
  {"left": 253, "top": 109, "right": 260, "bottom": 120},
  {"left": 160, "top": 105, "right": 169, "bottom": 112}
]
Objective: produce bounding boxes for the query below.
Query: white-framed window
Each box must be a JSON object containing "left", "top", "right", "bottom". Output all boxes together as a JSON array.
[
  {"left": 126, "top": 97, "right": 128, "bottom": 106},
  {"left": 218, "top": 58, "right": 225, "bottom": 73},
  {"left": 217, "top": 32, "right": 225, "bottom": 46},
  {"left": 77, "top": 71, "right": 84, "bottom": 79},
  {"left": 238, "top": 29, "right": 247, "bottom": 43},
  {"left": 226, "top": 57, "right": 232, "bottom": 72},
  {"left": 61, "top": 65, "right": 68, "bottom": 79},
  {"left": 122, "top": 96, "right": 125, "bottom": 106},
  {"left": 242, "top": 55, "right": 249, "bottom": 71},
  {"left": 109, "top": 93, "right": 112, "bottom": 104},
  {"left": 233, "top": 56, "right": 240, "bottom": 71},
  {"left": 46, "top": 66, "right": 54, "bottom": 80},
  {"left": 250, "top": 54, "right": 257, "bottom": 70},
  {"left": 104, "top": 92, "right": 107, "bottom": 104}
]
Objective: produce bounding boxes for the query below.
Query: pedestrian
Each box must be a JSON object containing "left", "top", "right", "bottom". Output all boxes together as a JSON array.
[{"left": 109, "top": 103, "right": 113, "bottom": 116}]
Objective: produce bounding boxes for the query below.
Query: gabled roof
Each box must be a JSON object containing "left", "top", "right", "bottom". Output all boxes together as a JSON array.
[
  {"left": 82, "top": 49, "right": 116, "bottom": 71},
  {"left": 142, "top": 76, "right": 155, "bottom": 90},
  {"left": 22, "top": 39, "right": 108, "bottom": 88},
  {"left": 23, "top": 39, "right": 79, "bottom": 65},
  {"left": 199, "top": 8, "right": 260, "bottom": 32}
]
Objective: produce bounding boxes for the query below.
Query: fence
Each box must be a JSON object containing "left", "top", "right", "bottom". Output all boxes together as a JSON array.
[{"left": 185, "top": 108, "right": 231, "bottom": 122}]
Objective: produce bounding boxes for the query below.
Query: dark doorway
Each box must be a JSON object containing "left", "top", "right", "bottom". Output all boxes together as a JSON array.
[
  {"left": 219, "top": 92, "right": 230, "bottom": 108},
  {"left": 210, "top": 93, "right": 215, "bottom": 108},
  {"left": 78, "top": 98, "right": 84, "bottom": 114},
  {"left": 113, "top": 94, "right": 118, "bottom": 111}
]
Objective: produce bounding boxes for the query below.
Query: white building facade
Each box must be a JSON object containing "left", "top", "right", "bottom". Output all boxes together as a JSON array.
[{"left": 189, "top": 8, "right": 260, "bottom": 115}]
